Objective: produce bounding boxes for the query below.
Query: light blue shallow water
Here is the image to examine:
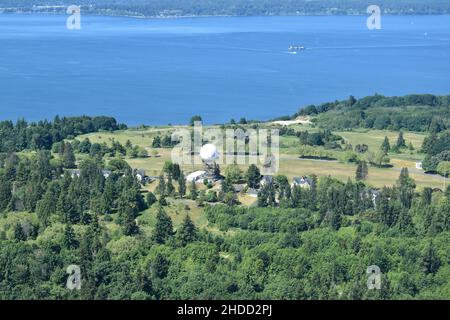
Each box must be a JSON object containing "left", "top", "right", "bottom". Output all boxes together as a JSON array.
[{"left": 0, "top": 14, "right": 450, "bottom": 125}]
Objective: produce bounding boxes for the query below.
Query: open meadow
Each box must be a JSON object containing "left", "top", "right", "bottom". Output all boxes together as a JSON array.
[{"left": 76, "top": 125, "right": 447, "bottom": 191}]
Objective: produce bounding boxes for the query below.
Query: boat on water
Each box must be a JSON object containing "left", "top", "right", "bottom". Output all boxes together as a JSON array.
[{"left": 288, "top": 45, "right": 305, "bottom": 54}]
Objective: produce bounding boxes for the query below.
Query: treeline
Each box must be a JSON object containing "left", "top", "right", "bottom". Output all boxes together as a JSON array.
[
  {"left": 0, "top": 116, "right": 126, "bottom": 153},
  {"left": 254, "top": 168, "right": 449, "bottom": 236},
  {"left": 421, "top": 121, "right": 450, "bottom": 173},
  {"left": 296, "top": 94, "right": 450, "bottom": 132},
  {"left": 3, "top": 0, "right": 450, "bottom": 16},
  {"left": 55, "top": 138, "right": 149, "bottom": 160},
  {"left": 0, "top": 151, "right": 146, "bottom": 235},
  {"left": 286, "top": 129, "right": 344, "bottom": 149}
]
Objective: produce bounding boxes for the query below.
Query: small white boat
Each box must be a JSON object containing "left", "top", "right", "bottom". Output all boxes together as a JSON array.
[{"left": 288, "top": 45, "right": 305, "bottom": 54}]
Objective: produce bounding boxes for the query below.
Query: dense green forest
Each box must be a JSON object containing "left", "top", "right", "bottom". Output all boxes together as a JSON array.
[
  {"left": 0, "top": 153, "right": 448, "bottom": 299},
  {"left": 0, "top": 116, "right": 126, "bottom": 153},
  {"left": 2, "top": 0, "right": 450, "bottom": 16},
  {"left": 0, "top": 152, "right": 450, "bottom": 299},
  {"left": 296, "top": 94, "right": 450, "bottom": 132},
  {"left": 0, "top": 104, "right": 449, "bottom": 299}
]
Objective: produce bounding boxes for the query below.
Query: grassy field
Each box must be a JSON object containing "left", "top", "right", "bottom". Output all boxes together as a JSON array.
[
  {"left": 76, "top": 126, "right": 446, "bottom": 191},
  {"left": 279, "top": 155, "right": 445, "bottom": 190},
  {"left": 275, "top": 127, "right": 443, "bottom": 189},
  {"left": 336, "top": 129, "right": 426, "bottom": 160}
]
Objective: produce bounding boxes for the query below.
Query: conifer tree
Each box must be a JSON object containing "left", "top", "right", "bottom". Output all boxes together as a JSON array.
[
  {"left": 246, "top": 164, "right": 261, "bottom": 189},
  {"left": 117, "top": 189, "right": 140, "bottom": 236},
  {"left": 396, "top": 131, "right": 406, "bottom": 148},
  {"left": 429, "top": 117, "right": 444, "bottom": 134},
  {"left": 189, "top": 180, "right": 198, "bottom": 200},
  {"left": 176, "top": 215, "right": 197, "bottom": 246},
  {"left": 152, "top": 207, "right": 174, "bottom": 244},
  {"left": 0, "top": 173, "right": 12, "bottom": 211},
  {"left": 153, "top": 253, "right": 169, "bottom": 279},
  {"left": 122, "top": 205, "right": 139, "bottom": 236},
  {"left": 63, "top": 142, "right": 76, "bottom": 168},
  {"left": 58, "top": 141, "right": 65, "bottom": 159},
  {"left": 421, "top": 132, "right": 436, "bottom": 154},
  {"left": 329, "top": 210, "right": 342, "bottom": 230},
  {"left": 14, "top": 223, "right": 26, "bottom": 241},
  {"left": 166, "top": 175, "right": 175, "bottom": 196},
  {"left": 101, "top": 178, "right": 116, "bottom": 214},
  {"left": 63, "top": 223, "right": 78, "bottom": 249},
  {"left": 381, "top": 136, "right": 391, "bottom": 154},
  {"left": 155, "top": 174, "right": 166, "bottom": 195},
  {"left": 396, "top": 208, "right": 414, "bottom": 235},
  {"left": 421, "top": 187, "right": 433, "bottom": 206},
  {"left": 171, "top": 163, "right": 181, "bottom": 181},
  {"left": 355, "top": 161, "right": 368, "bottom": 181},
  {"left": 178, "top": 172, "right": 186, "bottom": 198},
  {"left": 421, "top": 241, "right": 441, "bottom": 274},
  {"left": 397, "top": 168, "right": 416, "bottom": 208},
  {"left": 257, "top": 187, "right": 268, "bottom": 207},
  {"left": 146, "top": 191, "right": 157, "bottom": 207}
]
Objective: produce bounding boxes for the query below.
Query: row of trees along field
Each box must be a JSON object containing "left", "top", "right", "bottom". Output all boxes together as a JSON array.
[{"left": 0, "top": 115, "right": 126, "bottom": 153}]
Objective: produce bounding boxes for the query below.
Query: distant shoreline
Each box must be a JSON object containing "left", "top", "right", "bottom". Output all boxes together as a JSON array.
[{"left": 2, "top": 10, "right": 450, "bottom": 20}]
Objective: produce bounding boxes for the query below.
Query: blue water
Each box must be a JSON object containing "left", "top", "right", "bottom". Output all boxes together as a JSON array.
[{"left": 1, "top": 14, "right": 450, "bottom": 125}]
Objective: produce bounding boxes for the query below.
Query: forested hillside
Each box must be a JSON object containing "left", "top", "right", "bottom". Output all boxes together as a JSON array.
[
  {"left": 297, "top": 94, "right": 450, "bottom": 132},
  {"left": 0, "top": 107, "right": 449, "bottom": 299},
  {"left": 0, "top": 153, "right": 449, "bottom": 299},
  {"left": 292, "top": 93, "right": 450, "bottom": 175},
  {"left": 0, "top": 116, "right": 126, "bottom": 153},
  {"left": 2, "top": 0, "right": 450, "bottom": 16}
]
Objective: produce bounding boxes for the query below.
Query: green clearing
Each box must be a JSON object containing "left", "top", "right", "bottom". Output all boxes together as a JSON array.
[
  {"left": 76, "top": 126, "right": 446, "bottom": 191},
  {"left": 336, "top": 129, "right": 426, "bottom": 158}
]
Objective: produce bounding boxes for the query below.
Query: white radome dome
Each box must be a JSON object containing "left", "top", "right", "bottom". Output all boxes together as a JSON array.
[{"left": 200, "top": 143, "right": 219, "bottom": 162}]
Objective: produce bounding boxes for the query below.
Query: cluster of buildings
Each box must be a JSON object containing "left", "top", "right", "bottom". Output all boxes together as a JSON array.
[{"left": 65, "top": 168, "right": 154, "bottom": 184}]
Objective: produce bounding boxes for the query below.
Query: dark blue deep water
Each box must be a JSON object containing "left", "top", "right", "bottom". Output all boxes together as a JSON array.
[{"left": 1, "top": 14, "right": 450, "bottom": 125}]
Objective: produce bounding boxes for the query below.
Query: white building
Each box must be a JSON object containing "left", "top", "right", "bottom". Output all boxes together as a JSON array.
[
  {"left": 186, "top": 170, "right": 207, "bottom": 183},
  {"left": 135, "top": 169, "right": 146, "bottom": 183}
]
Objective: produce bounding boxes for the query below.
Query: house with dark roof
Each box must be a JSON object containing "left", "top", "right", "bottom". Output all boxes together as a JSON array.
[
  {"left": 260, "top": 175, "right": 274, "bottom": 188},
  {"left": 291, "top": 176, "right": 312, "bottom": 189},
  {"left": 66, "top": 169, "right": 81, "bottom": 178},
  {"left": 233, "top": 184, "right": 246, "bottom": 193},
  {"left": 102, "top": 170, "right": 112, "bottom": 178},
  {"left": 369, "top": 189, "right": 381, "bottom": 207},
  {"left": 134, "top": 169, "right": 147, "bottom": 183}
]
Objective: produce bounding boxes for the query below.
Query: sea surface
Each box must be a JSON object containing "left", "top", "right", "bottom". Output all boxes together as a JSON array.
[{"left": 1, "top": 14, "right": 450, "bottom": 125}]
